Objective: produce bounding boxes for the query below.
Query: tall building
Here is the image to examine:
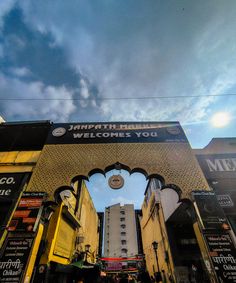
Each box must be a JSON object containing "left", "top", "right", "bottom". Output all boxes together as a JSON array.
[{"left": 104, "top": 204, "right": 139, "bottom": 258}]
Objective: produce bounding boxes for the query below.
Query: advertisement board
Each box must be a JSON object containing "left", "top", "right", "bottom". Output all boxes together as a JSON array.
[
  {"left": 46, "top": 122, "right": 188, "bottom": 144},
  {"left": 0, "top": 235, "right": 34, "bottom": 283},
  {"left": 204, "top": 233, "right": 236, "bottom": 282},
  {"left": 8, "top": 192, "right": 47, "bottom": 232},
  {"left": 192, "top": 191, "right": 230, "bottom": 230}
]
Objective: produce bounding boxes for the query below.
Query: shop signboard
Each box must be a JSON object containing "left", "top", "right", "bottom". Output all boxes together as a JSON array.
[
  {"left": 192, "top": 191, "right": 230, "bottom": 230},
  {"left": 46, "top": 122, "right": 188, "bottom": 144},
  {"left": 0, "top": 235, "right": 34, "bottom": 282},
  {"left": 196, "top": 154, "right": 236, "bottom": 209},
  {"left": 0, "top": 173, "right": 27, "bottom": 238},
  {"left": 196, "top": 154, "right": 236, "bottom": 180},
  {"left": 8, "top": 192, "right": 47, "bottom": 232},
  {"left": 0, "top": 173, "right": 26, "bottom": 199},
  {"left": 107, "top": 262, "right": 122, "bottom": 271},
  {"left": 204, "top": 233, "right": 236, "bottom": 282}
]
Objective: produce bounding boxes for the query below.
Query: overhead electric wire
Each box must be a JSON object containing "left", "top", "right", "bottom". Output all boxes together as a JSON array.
[{"left": 0, "top": 93, "right": 236, "bottom": 101}]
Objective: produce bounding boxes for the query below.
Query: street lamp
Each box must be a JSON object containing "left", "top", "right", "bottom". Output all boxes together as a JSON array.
[
  {"left": 152, "top": 241, "right": 160, "bottom": 273},
  {"left": 85, "top": 244, "right": 91, "bottom": 262}
]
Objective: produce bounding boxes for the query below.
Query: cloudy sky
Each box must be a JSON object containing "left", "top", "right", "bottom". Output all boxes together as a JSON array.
[{"left": 1, "top": 1, "right": 236, "bottom": 210}]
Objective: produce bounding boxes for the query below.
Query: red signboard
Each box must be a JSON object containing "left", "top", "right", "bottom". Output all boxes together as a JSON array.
[{"left": 8, "top": 192, "right": 47, "bottom": 232}]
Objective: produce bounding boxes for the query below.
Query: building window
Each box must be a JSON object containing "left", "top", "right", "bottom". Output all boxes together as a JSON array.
[
  {"left": 121, "top": 224, "right": 126, "bottom": 229},
  {"left": 120, "top": 217, "right": 125, "bottom": 222},
  {"left": 121, "top": 240, "right": 127, "bottom": 245},
  {"left": 121, "top": 248, "right": 127, "bottom": 253},
  {"left": 120, "top": 210, "right": 125, "bottom": 215},
  {"left": 121, "top": 232, "right": 126, "bottom": 236}
]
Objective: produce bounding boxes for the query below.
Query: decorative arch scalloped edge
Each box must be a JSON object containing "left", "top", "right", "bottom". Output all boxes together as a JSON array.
[
  {"left": 147, "top": 173, "right": 165, "bottom": 183},
  {"left": 70, "top": 162, "right": 152, "bottom": 185},
  {"left": 161, "top": 183, "right": 183, "bottom": 201}
]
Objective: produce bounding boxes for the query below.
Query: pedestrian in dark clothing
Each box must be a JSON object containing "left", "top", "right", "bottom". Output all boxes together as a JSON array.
[{"left": 119, "top": 273, "right": 128, "bottom": 283}]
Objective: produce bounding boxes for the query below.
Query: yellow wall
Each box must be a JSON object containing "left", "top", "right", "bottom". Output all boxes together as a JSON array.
[
  {"left": 0, "top": 151, "right": 41, "bottom": 172},
  {"left": 75, "top": 180, "right": 99, "bottom": 263},
  {"left": 140, "top": 192, "right": 174, "bottom": 281}
]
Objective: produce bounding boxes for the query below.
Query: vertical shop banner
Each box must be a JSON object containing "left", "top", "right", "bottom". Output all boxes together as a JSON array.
[
  {"left": 8, "top": 192, "right": 47, "bottom": 232},
  {"left": 204, "top": 233, "right": 236, "bottom": 282},
  {"left": 0, "top": 236, "right": 34, "bottom": 282},
  {"left": 192, "top": 191, "right": 230, "bottom": 230}
]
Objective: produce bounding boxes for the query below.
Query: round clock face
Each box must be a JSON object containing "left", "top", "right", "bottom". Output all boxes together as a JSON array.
[{"left": 108, "top": 175, "right": 124, "bottom": 190}]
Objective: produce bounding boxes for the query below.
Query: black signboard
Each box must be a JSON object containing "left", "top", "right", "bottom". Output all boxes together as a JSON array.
[
  {"left": 0, "top": 235, "right": 34, "bottom": 282},
  {"left": 203, "top": 178, "right": 236, "bottom": 216},
  {"left": 196, "top": 154, "right": 236, "bottom": 180},
  {"left": 204, "top": 233, "right": 236, "bottom": 282},
  {"left": 8, "top": 192, "right": 46, "bottom": 232},
  {"left": 0, "top": 173, "right": 28, "bottom": 238},
  {"left": 196, "top": 153, "right": 236, "bottom": 216},
  {"left": 46, "top": 122, "right": 188, "bottom": 144},
  {"left": 0, "top": 173, "right": 26, "bottom": 200},
  {"left": 192, "top": 191, "right": 230, "bottom": 230}
]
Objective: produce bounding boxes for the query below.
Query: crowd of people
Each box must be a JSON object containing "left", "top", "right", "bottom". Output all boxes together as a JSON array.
[{"left": 73, "top": 270, "right": 156, "bottom": 283}]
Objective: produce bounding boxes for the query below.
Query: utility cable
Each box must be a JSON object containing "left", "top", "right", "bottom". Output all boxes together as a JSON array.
[{"left": 0, "top": 93, "right": 236, "bottom": 101}]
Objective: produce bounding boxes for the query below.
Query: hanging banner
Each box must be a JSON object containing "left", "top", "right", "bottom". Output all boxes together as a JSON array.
[
  {"left": 0, "top": 235, "right": 34, "bottom": 283},
  {"left": 192, "top": 191, "right": 230, "bottom": 230},
  {"left": 204, "top": 233, "right": 236, "bottom": 282},
  {"left": 8, "top": 192, "right": 47, "bottom": 232}
]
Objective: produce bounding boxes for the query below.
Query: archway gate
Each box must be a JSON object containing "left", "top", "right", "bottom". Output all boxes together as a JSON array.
[{"left": 27, "top": 121, "right": 209, "bottom": 197}]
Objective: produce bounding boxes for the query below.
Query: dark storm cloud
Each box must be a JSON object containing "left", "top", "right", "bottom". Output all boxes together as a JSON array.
[
  {"left": 1, "top": 7, "right": 80, "bottom": 88},
  {"left": 0, "top": 6, "right": 100, "bottom": 122}
]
